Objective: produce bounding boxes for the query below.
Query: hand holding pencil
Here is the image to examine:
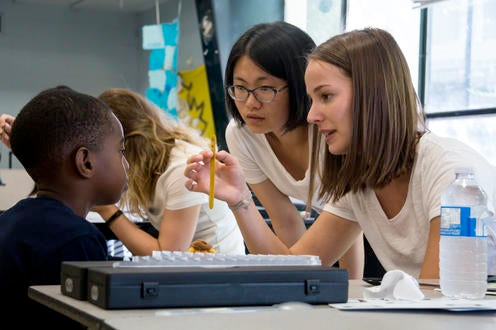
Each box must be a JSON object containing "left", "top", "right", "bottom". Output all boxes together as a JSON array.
[
  {"left": 184, "top": 143, "right": 252, "bottom": 207},
  {"left": 209, "top": 135, "right": 216, "bottom": 209}
]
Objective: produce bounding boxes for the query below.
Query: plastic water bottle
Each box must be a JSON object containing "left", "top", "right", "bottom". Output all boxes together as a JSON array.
[{"left": 439, "top": 167, "right": 488, "bottom": 299}]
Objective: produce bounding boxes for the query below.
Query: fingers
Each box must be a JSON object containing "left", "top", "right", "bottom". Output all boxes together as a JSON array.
[
  {"left": 0, "top": 113, "right": 14, "bottom": 122},
  {"left": 184, "top": 150, "right": 239, "bottom": 180},
  {"left": 184, "top": 156, "right": 202, "bottom": 178},
  {"left": 0, "top": 124, "right": 10, "bottom": 136},
  {"left": 184, "top": 168, "right": 206, "bottom": 195},
  {"left": 186, "top": 153, "right": 203, "bottom": 165},
  {"left": 184, "top": 150, "right": 217, "bottom": 195},
  {"left": 0, "top": 116, "right": 5, "bottom": 135},
  {"left": 186, "top": 149, "right": 213, "bottom": 165},
  {"left": 216, "top": 150, "right": 240, "bottom": 167},
  {"left": 184, "top": 164, "right": 198, "bottom": 181},
  {"left": 186, "top": 149, "right": 238, "bottom": 168},
  {"left": 0, "top": 114, "right": 15, "bottom": 130},
  {"left": 0, "top": 124, "right": 12, "bottom": 149},
  {"left": 215, "top": 150, "right": 228, "bottom": 163},
  {"left": 184, "top": 157, "right": 203, "bottom": 192},
  {"left": 184, "top": 178, "right": 196, "bottom": 191},
  {"left": 0, "top": 114, "right": 14, "bottom": 149}
]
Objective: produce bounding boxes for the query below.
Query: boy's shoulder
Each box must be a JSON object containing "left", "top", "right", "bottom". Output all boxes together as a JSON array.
[
  {"left": 7, "top": 197, "right": 72, "bottom": 217},
  {"left": 0, "top": 197, "right": 107, "bottom": 263},
  {"left": 2, "top": 197, "right": 101, "bottom": 234}
]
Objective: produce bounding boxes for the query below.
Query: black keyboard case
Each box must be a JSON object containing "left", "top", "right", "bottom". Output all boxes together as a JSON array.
[
  {"left": 86, "top": 265, "right": 348, "bottom": 309},
  {"left": 60, "top": 260, "right": 116, "bottom": 300}
]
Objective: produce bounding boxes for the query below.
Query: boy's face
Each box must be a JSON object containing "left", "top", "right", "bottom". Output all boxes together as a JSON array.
[{"left": 93, "top": 114, "right": 129, "bottom": 204}]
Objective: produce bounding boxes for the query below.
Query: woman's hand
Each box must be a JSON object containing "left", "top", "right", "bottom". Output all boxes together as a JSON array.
[
  {"left": 184, "top": 149, "right": 250, "bottom": 206},
  {"left": 0, "top": 114, "right": 15, "bottom": 149}
]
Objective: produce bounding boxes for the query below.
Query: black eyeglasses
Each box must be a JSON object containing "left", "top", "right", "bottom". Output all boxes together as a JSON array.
[{"left": 226, "top": 85, "right": 288, "bottom": 103}]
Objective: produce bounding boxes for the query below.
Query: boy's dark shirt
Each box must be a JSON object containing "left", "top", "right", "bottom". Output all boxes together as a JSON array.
[{"left": 0, "top": 197, "right": 108, "bottom": 328}]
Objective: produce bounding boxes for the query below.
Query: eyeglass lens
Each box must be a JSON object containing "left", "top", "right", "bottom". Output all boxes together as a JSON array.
[{"left": 228, "top": 86, "right": 277, "bottom": 103}]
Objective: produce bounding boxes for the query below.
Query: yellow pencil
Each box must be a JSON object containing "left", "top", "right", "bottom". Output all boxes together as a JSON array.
[{"left": 209, "top": 135, "right": 216, "bottom": 209}]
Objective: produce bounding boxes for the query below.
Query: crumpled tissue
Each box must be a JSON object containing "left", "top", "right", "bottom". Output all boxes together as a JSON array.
[{"left": 363, "top": 270, "right": 425, "bottom": 301}]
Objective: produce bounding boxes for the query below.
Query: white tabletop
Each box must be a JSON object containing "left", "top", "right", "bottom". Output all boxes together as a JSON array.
[{"left": 28, "top": 280, "right": 496, "bottom": 330}]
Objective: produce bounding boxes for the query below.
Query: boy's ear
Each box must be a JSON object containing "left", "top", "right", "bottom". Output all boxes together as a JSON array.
[{"left": 74, "top": 147, "right": 94, "bottom": 178}]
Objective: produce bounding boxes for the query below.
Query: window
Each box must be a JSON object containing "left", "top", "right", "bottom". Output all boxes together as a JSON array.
[
  {"left": 284, "top": 0, "right": 345, "bottom": 45},
  {"left": 295, "top": 0, "right": 496, "bottom": 165},
  {"left": 346, "top": 0, "right": 421, "bottom": 87},
  {"left": 423, "top": 0, "right": 496, "bottom": 165}
]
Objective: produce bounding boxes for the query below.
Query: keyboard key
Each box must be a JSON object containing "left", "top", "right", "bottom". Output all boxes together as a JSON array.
[{"left": 113, "top": 251, "right": 322, "bottom": 268}]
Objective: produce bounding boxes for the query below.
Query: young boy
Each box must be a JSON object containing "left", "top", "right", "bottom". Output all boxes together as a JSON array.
[{"left": 0, "top": 86, "right": 129, "bottom": 328}]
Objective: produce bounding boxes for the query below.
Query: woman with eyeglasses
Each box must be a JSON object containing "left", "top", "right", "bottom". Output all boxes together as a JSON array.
[{"left": 222, "top": 21, "right": 364, "bottom": 279}]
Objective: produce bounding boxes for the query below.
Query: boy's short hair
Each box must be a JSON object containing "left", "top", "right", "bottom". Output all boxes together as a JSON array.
[{"left": 10, "top": 86, "right": 115, "bottom": 181}]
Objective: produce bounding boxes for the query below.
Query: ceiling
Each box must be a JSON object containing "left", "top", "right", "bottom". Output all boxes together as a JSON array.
[{"left": 11, "top": 0, "right": 172, "bottom": 13}]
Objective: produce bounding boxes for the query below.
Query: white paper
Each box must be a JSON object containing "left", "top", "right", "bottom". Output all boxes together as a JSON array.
[{"left": 330, "top": 297, "right": 496, "bottom": 312}]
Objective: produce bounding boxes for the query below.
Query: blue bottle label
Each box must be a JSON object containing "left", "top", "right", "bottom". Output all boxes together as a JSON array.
[{"left": 440, "top": 206, "right": 486, "bottom": 237}]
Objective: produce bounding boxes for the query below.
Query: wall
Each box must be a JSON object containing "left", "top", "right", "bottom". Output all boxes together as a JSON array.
[
  {"left": 0, "top": 2, "right": 137, "bottom": 168},
  {"left": 0, "top": 0, "right": 204, "bottom": 169},
  {"left": 213, "top": 0, "right": 284, "bottom": 78},
  {"left": 0, "top": 0, "right": 283, "bottom": 169}
]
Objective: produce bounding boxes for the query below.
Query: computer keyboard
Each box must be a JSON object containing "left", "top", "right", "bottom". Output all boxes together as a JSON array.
[{"left": 113, "top": 251, "right": 322, "bottom": 268}]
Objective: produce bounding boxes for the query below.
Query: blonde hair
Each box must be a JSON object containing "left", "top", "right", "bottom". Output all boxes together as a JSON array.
[
  {"left": 308, "top": 28, "right": 425, "bottom": 203},
  {"left": 98, "top": 88, "right": 208, "bottom": 217}
]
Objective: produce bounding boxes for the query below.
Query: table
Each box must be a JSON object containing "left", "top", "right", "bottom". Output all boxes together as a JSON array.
[{"left": 29, "top": 280, "right": 496, "bottom": 330}]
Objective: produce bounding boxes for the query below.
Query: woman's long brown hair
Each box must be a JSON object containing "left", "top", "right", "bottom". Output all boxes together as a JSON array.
[{"left": 307, "top": 28, "right": 426, "bottom": 204}]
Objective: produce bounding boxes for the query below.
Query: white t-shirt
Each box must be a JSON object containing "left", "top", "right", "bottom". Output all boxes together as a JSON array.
[
  {"left": 225, "top": 119, "right": 325, "bottom": 212},
  {"left": 147, "top": 139, "right": 245, "bottom": 255},
  {"left": 324, "top": 133, "right": 496, "bottom": 278}
]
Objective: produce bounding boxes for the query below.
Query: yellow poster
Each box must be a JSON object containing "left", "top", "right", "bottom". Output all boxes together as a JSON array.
[{"left": 177, "top": 65, "right": 216, "bottom": 138}]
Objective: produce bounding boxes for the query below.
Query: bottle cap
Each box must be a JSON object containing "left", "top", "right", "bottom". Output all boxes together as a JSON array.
[{"left": 454, "top": 166, "right": 474, "bottom": 174}]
